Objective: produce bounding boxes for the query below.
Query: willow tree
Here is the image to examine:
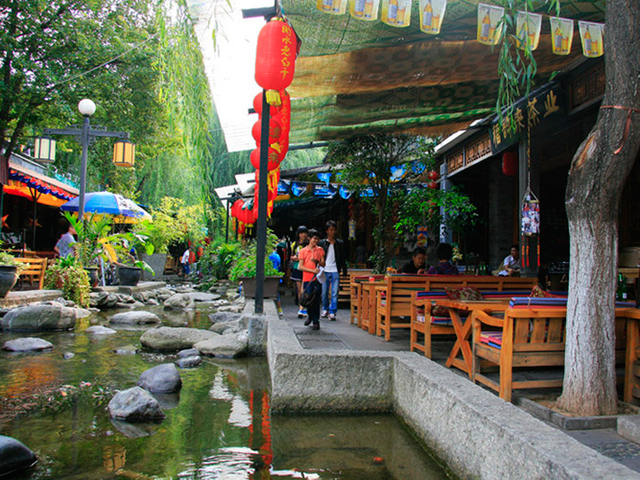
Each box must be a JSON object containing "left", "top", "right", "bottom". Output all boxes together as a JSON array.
[
  {"left": 555, "top": 0, "right": 640, "bottom": 416},
  {"left": 328, "top": 134, "right": 434, "bottom": 272}
]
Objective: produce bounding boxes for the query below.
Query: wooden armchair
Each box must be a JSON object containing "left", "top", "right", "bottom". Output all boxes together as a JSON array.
[{"left": 14, "top": 257, "right": 48, "bottom": 289}]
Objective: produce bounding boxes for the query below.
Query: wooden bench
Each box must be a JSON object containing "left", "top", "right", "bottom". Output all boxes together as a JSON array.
[
  {"left": 14, "top": 257, "right": 48, "bottom": 289},
  {"left": 376, "top": 275, "right": 431, "bottom": 341},
  {"left": 471, "top": 299, "right": 630, "bottom": 402},
  {"left": 410, "top": 278, "right": 539, "bottom": 357}
]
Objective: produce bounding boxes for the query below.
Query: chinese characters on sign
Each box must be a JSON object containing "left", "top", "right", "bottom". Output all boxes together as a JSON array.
[{"left": 490, "top": 83, "right": 562, "bottom": 154}]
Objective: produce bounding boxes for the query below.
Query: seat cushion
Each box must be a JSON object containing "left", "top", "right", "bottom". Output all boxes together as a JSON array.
[{"left": 445, "top": 286, "right": 484, "bottom": 301}]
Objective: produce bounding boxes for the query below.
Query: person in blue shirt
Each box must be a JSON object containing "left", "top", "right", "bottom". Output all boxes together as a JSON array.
[{"left": 269, "top": 249, "right": 284, "bottom": 316}]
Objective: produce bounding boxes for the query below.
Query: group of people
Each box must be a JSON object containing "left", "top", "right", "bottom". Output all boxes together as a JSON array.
[
  {"left": 287, "top": 222, "right": 521, "bottom": 330},
  {"left": 399, "top": 242, "right": 520, "bottom": 276},
  {"left": 289, "top": 221, "right": 347, "bottom": 330}
]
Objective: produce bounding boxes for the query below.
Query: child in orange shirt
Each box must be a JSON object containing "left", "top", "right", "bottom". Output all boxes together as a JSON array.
[{"left": 298, "top": 229, "right": 325, "bottom": 329}]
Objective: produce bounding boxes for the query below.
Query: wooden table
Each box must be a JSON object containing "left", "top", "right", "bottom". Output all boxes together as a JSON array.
[
  {"left": 434, "top": 299, "right": 511, "bottom": 378},
  {"left": 360, "top": 280, "right": 383, "bottom": 334}
]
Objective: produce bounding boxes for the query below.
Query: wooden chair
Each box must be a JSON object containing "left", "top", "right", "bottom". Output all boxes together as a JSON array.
[
  {"left": 471, "top": 301, "right": 628, "bottom": 402},
  {"left": 14, "top": 257, "right": 48, "bottom": 289},
  {"left": 376, "top": 275, "right": 428, "bottom": 341}
]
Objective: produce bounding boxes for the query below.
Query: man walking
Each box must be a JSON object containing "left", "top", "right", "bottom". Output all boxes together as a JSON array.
[{"left": 319, "top": 220, "right": 348, "bottom": 320}]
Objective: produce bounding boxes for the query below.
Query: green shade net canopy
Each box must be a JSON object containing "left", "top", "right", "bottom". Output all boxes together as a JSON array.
[{"left": 281, "top": 0, "right": 606, "bottom": 143}]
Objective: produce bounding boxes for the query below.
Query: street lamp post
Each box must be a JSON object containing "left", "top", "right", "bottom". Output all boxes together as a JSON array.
[{"left": 38, "top": 99, "right": 134, "bottom": 221}]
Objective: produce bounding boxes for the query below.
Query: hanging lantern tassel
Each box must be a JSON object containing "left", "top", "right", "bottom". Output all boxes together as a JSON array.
[{"left": 266, "top": 90, "right": 282, "bottom": 106}]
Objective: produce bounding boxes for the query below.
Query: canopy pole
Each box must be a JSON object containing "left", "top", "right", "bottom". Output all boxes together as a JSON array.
[
  {"left": 225, "top": 200, "right": 230, "bottom": 243},
  {"left": 0, "top": 184, "right": 4, "bottom": 237},
  {"left": 254, "top": 90, "right": 271, "bottom": 314}
]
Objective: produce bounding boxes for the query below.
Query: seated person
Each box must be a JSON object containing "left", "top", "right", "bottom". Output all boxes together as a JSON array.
[
  {"left": 498, "top": 244, "right": 520, "bottom": 276},
  {"left": 399, "top": 247, "right": 427, "bottom": 274},
  {"left": 427, "top": 243, "right": 459, "bottom": 275}
]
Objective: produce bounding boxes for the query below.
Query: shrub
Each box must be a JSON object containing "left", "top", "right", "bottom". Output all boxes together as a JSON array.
[{"left": 44, "top": 263, "right": 91, "bottom": 308}]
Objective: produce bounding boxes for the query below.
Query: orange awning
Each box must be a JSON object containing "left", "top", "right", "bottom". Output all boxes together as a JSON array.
[{"left": 4, "top": 181, "right": 69, "bottom": 207}]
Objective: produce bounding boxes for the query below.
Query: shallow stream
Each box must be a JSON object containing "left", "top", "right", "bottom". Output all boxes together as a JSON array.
[{"left": 0, "top": 303, "right": 451, "bottom": 479}]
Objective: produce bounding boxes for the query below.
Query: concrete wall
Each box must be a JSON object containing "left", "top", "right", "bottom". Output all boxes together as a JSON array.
[{"left": 268, "top": 318, "right": 639, "bottom": 479}]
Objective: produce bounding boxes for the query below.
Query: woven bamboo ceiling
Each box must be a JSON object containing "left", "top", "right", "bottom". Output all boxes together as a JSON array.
[{"left": 281, "top": 0, "right": 606, "bottom": 144}]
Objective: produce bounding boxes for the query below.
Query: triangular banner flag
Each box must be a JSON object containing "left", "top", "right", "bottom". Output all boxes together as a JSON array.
[
  {"left": 515, "top": 11, "right": 542, "bottom": 51},
  {"left": 351, "top": 0, "right": 380, "bottom": 21},
  {"left": 419, "top": 0, "right": 447, "bottom": 35},
  {"left": 550, "top": 17, "right": 574, "bottom": 55},
  {"left": 317, "top": 0, "right": 347, "bottom": 15},
  {"left": 578, "top": 21, "right": 604, "bottom": 58},
  {"left": 477, "top": 3, "right": 505, "bottom": 46},
  {"left": 381, "top": 0, "right": 412, "bottom": 27}
]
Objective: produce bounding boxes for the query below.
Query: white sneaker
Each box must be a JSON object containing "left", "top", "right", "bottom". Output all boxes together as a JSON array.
[
  {"left": 329, "top": 313, "right": 336, "bottom": 321},
  {"left": 321, "top": 310, "right": 328, "bottom": 318}
]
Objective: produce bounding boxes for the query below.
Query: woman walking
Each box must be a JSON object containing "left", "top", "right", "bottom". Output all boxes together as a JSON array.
[{"left": 290, "top": 225, "right": 309, "bottom": 318}]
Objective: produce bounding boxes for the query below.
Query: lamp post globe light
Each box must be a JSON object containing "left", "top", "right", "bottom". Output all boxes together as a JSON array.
[
  {"left": 78, "top": 98, "right": 96, "bottom": 221},
  {"left": 37, "top": 99, "right": 135, "bottom": 222}
]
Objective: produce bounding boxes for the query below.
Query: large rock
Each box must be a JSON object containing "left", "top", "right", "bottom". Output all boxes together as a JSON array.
[
  {"left": 175, "top": 356, "right": 202, "bottom": 368},
  {"left": 89, "top": 291, "right": 109, "bottom": 308},
  {"left": 85, "top": 325, "right": 117, "bottom": 335},
  {"left": 0, "top": 435, "right": 37, "bottom": 476},
  {"left": 189, "top": 292, "right": 220, "bottom": 302},
  {"left": 1, "top": 304, "right": 85, "bottom": 331},
  {"left": 194, "top": 332, "right": 248, "bottom": 358},
  {"left": 2, "top": 337, "right": 53, "bottom": 352},
  {"left": 209, "top": 311, "right": 242, "bottom": 324},
  {"left": 108, "top": 386, "right": 165, "bottom": 421},
  {"left": 110, "top": 311, "right": 160, "bottom": 325},
  {"left": 137, "top": 363, "right": 182, "bottom": 393},
  {"left": 163, "top": 294, "right": 195, "bottom": 310},
  {"left": 210, "top": 320, "right": 241, "bottom": 335},
  {"left": 140, "top": 327, "right": 217, "bottom": 352}
]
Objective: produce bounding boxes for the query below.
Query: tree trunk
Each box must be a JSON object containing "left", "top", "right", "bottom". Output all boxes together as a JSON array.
[{"left": 557, "top": 0, "right": 640, "bottom": 415}]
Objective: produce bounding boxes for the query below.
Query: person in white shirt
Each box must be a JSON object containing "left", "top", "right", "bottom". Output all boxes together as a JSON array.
[
  {"left": 498, "top": 245, "right": 520, "bottom": 276},
  {"left": 318, "top": 220, "right": 347, "bottom": 320},
  {"left": 180, "top": 246, "right": 192, "bottom": 277}
]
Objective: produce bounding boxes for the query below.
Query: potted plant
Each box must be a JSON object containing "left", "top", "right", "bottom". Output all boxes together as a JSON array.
[
  {"left": 229, "top": 230, "right": 283, "bottom": 298},
  {"left": 133, "top": 218, "right": 179, "bottom": 280},
  {"left": 62, "top": 212, "right": 111, "bottom": 287},
  {"left": 102, "top": 230, "right": 155, "bottom": 286},
  {"left": 0, "top": 252, "right": 24, "bottom": 298}
]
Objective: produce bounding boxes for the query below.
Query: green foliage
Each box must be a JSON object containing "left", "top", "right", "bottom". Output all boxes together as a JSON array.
[
  {"left": 198, "top": 242, "right": 242, "bottom": 280},
  {"left": 0, "top": 252, "right": 25, "bottom": 273},
  {"left": 101, "top": 230, "right": 155, "bottom": 274},
  {"left": 328, "top": 134, "right": 437, "bottom": 272},
  {"left": 62, "top": 212, "right": 111, "bottom": 267},
  {"left": 495, "top": 0, "right": 561, "bottom": 123},
  {"left": 394, "top": 186, "right": 478, "bottom": 240},
  {"left": 44, "top": 263, "right": 92, "bottom": 308},
  {"left": 228, "top": 231, "right": 283, "bottom": 282}
]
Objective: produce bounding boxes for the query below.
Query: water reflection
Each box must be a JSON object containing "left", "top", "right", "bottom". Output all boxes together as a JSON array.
[{"left": 0, "top": 304, "right": 449, "bottom": 479}]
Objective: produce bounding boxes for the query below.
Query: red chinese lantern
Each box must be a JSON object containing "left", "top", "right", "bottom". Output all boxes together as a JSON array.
[
  {"left": 272, "top": 90, "right": 291, "bottom": 137},
  {"left": 427, "top": 181, "right": 438, "bottom": 189},
  {"left": 237, "top": 222, "right": 246, "bottom": 235},
  {"left": 254, "top": 170, "right": 278, "bottom": 202},
  {"left": 427, "top": 170, "right": 439, "bottom": 181},
  {"left": 502, "top": 152, "right": 518, "bottom": 176},
  {"left": 231, "top": 199, "right": 243, "bottom": 218},
  {"left": 250, "top": 146, "right": 285, "bottom": 171},
  {"left": 252, "top": 92, "right": 278, "bottom": 116},
  {"left": 255, "top": 19, "right": 297, "bottom": 105},
  {"left": 251, "top": 118, "right": 283, "bottom": 145},
  {"left": 238, "top": 201, "right": 256, "bottom": 225}
]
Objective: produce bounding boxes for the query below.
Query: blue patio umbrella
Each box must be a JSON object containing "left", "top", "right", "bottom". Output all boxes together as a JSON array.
[{"left": 60, "top": 191, "right": 151, "bottom": 220}]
